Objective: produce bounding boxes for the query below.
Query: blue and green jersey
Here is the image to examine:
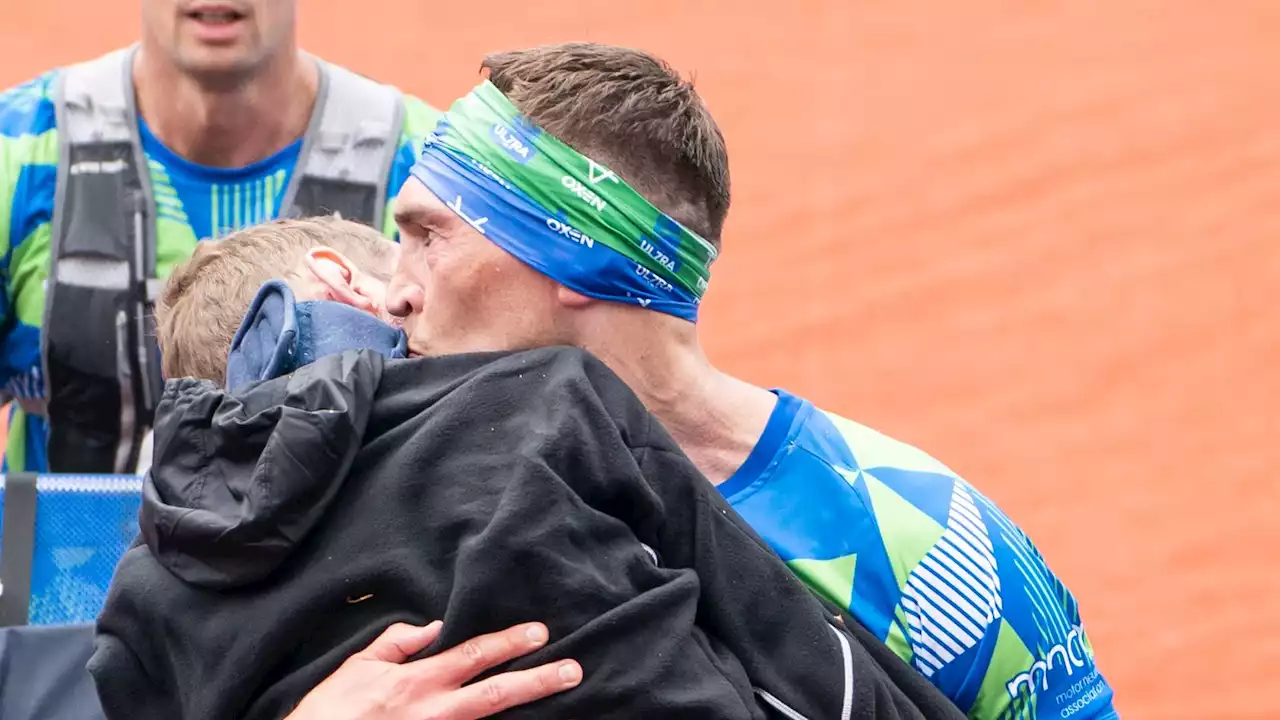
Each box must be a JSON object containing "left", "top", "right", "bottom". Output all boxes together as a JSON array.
[
  {"left": 720, "top": 390, "right": 1119, "bottom": 720},
  {"left": 0, "top": 68, "right": 440, "bottom": 472}
]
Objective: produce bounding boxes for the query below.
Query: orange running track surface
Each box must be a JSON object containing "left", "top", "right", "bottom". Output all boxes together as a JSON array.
[{"left": 3, "top": 3, "right": 1278, "bottom": 717}]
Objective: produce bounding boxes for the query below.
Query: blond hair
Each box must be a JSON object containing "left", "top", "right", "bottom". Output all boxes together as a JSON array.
[{"left": 156, "top": 217, "right": 396, "bottom": 384}]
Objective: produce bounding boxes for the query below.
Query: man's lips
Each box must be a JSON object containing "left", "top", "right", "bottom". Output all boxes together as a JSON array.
[{"left": 183, "top": 3, "right": 248, "bottom": 23}]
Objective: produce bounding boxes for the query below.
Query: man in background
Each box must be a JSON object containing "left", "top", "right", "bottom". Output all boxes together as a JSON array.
[{"left": 0, "top": 0, "right": 439, "bottom": 474}]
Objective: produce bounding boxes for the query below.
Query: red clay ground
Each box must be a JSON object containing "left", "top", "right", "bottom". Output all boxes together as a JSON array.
[{"left": 4, "top": 3, "right": 1278, "bottom": 717}]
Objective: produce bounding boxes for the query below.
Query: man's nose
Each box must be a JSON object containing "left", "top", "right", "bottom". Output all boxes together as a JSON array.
[{"left": 384, "top": 275, "right": 423, "bottom": 319}]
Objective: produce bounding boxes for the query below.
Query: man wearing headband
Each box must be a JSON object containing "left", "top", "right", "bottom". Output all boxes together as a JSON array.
[
  {"left": 356, "top": 43, "right": 1115, "bottom": 720},
  {"left": 89, "top": 218, "right": 965, "bottom": 720}
]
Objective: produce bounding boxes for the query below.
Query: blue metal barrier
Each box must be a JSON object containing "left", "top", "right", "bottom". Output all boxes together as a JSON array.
[{"left": 0, "top": 474, "right": 142, "bottom": 626}]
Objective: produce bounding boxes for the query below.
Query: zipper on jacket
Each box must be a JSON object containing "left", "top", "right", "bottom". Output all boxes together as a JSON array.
[
  {"left": 751, "top": 623, "right": 856, "bottom": 720},
  {"left": 754, "top": 687, "right": 812, "bottom": 720},
  {"left": 829, "top": 623, "right": 854, "bottom": 720}
]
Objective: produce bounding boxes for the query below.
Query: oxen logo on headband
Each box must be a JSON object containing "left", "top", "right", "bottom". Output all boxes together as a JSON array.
[
  {"left": 490, "top": 123, "right": 536, "bottom": 165},
  {"left": 547, "top": 212, "right": 597, "bottom": 249}
]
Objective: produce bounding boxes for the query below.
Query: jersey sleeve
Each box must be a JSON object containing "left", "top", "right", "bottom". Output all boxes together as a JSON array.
[
  {"left": 381, "top": 92, "right": 443, "bottom": 239},
  {"left": 741, "top": 407, "right": 1121, "bottom": 720},
  {"left": 844, "top": 458, "right": 1121, "bottom": 719},
  {"left": 0, "top": 71, "right": 59, "bottom": 393},
  {"left": 962, "top": 489, "right": 1121, "bottom": 720}
]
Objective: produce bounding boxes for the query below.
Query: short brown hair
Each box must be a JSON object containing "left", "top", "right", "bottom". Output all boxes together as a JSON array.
[
  {"left": 156, "top": 217, "right": 396, "bottom": 385},
  {"left": 482, "top": 43, "right": 731, "bottom": 249}
]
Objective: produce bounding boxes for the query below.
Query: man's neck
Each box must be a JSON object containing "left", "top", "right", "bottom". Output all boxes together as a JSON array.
[
  {"left": 132, "top": 47, "right": 319, "bottom": 168},
  {"left": 578, "top": 311, "right": 778, "bottom": 485}
]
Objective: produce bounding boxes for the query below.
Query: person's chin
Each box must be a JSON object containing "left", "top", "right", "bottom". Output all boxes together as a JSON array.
[{"left": 174, "top": 44, "right": 261, "bottom": 88}]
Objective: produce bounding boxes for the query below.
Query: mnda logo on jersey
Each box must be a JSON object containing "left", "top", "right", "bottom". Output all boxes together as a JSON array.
[{"left": 998, "top": 620, "right": 1100, "bottom": 702}]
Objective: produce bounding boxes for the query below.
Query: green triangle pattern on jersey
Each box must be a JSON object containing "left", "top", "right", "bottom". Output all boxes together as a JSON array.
[
  {"left": 788, "top": 553, "right": 858, "bottom": 610},
  {"left": 859, "top": 469, "right": 946, "bottom": 590},
  {"left": 968, "top": 619, "right": 1036, "bottom": 720}
]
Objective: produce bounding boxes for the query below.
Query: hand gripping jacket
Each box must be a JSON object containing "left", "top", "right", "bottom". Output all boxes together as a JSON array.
[{"left": 42, "top": 46, "right": 404, "bottom": 473}]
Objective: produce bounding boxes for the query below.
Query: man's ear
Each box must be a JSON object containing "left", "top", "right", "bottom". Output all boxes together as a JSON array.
[{"left": 304, "top": 248, "right": 378, "bottom": 314}]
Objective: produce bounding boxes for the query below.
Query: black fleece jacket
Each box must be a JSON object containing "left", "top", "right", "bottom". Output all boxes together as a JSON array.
[{"left": 88, "top": 347, "right": 963, "bottom": 720}]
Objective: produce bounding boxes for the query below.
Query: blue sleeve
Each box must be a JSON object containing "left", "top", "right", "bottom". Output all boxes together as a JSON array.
[
  {"left": 963, "top": 487, "right": 1121, "bottom": 720},
  {"left": 0, "top": 71, "right": 59, "bottom": 392},
  {"left": 722, "top": 403, "right": 1121, "bottom": 720}
]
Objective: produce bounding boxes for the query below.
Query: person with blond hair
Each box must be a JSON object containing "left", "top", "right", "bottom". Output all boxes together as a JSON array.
[
  {"left": 100, "top": 40, "right": 1116, "bottom": 720},
  {"left": 90, "top": 217, "right": 962, "bottom": 720}
]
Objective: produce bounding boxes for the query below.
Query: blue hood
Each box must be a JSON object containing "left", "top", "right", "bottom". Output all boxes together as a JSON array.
[{"left": 225, "top": 280, "right": 408, "bottom": 391}]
